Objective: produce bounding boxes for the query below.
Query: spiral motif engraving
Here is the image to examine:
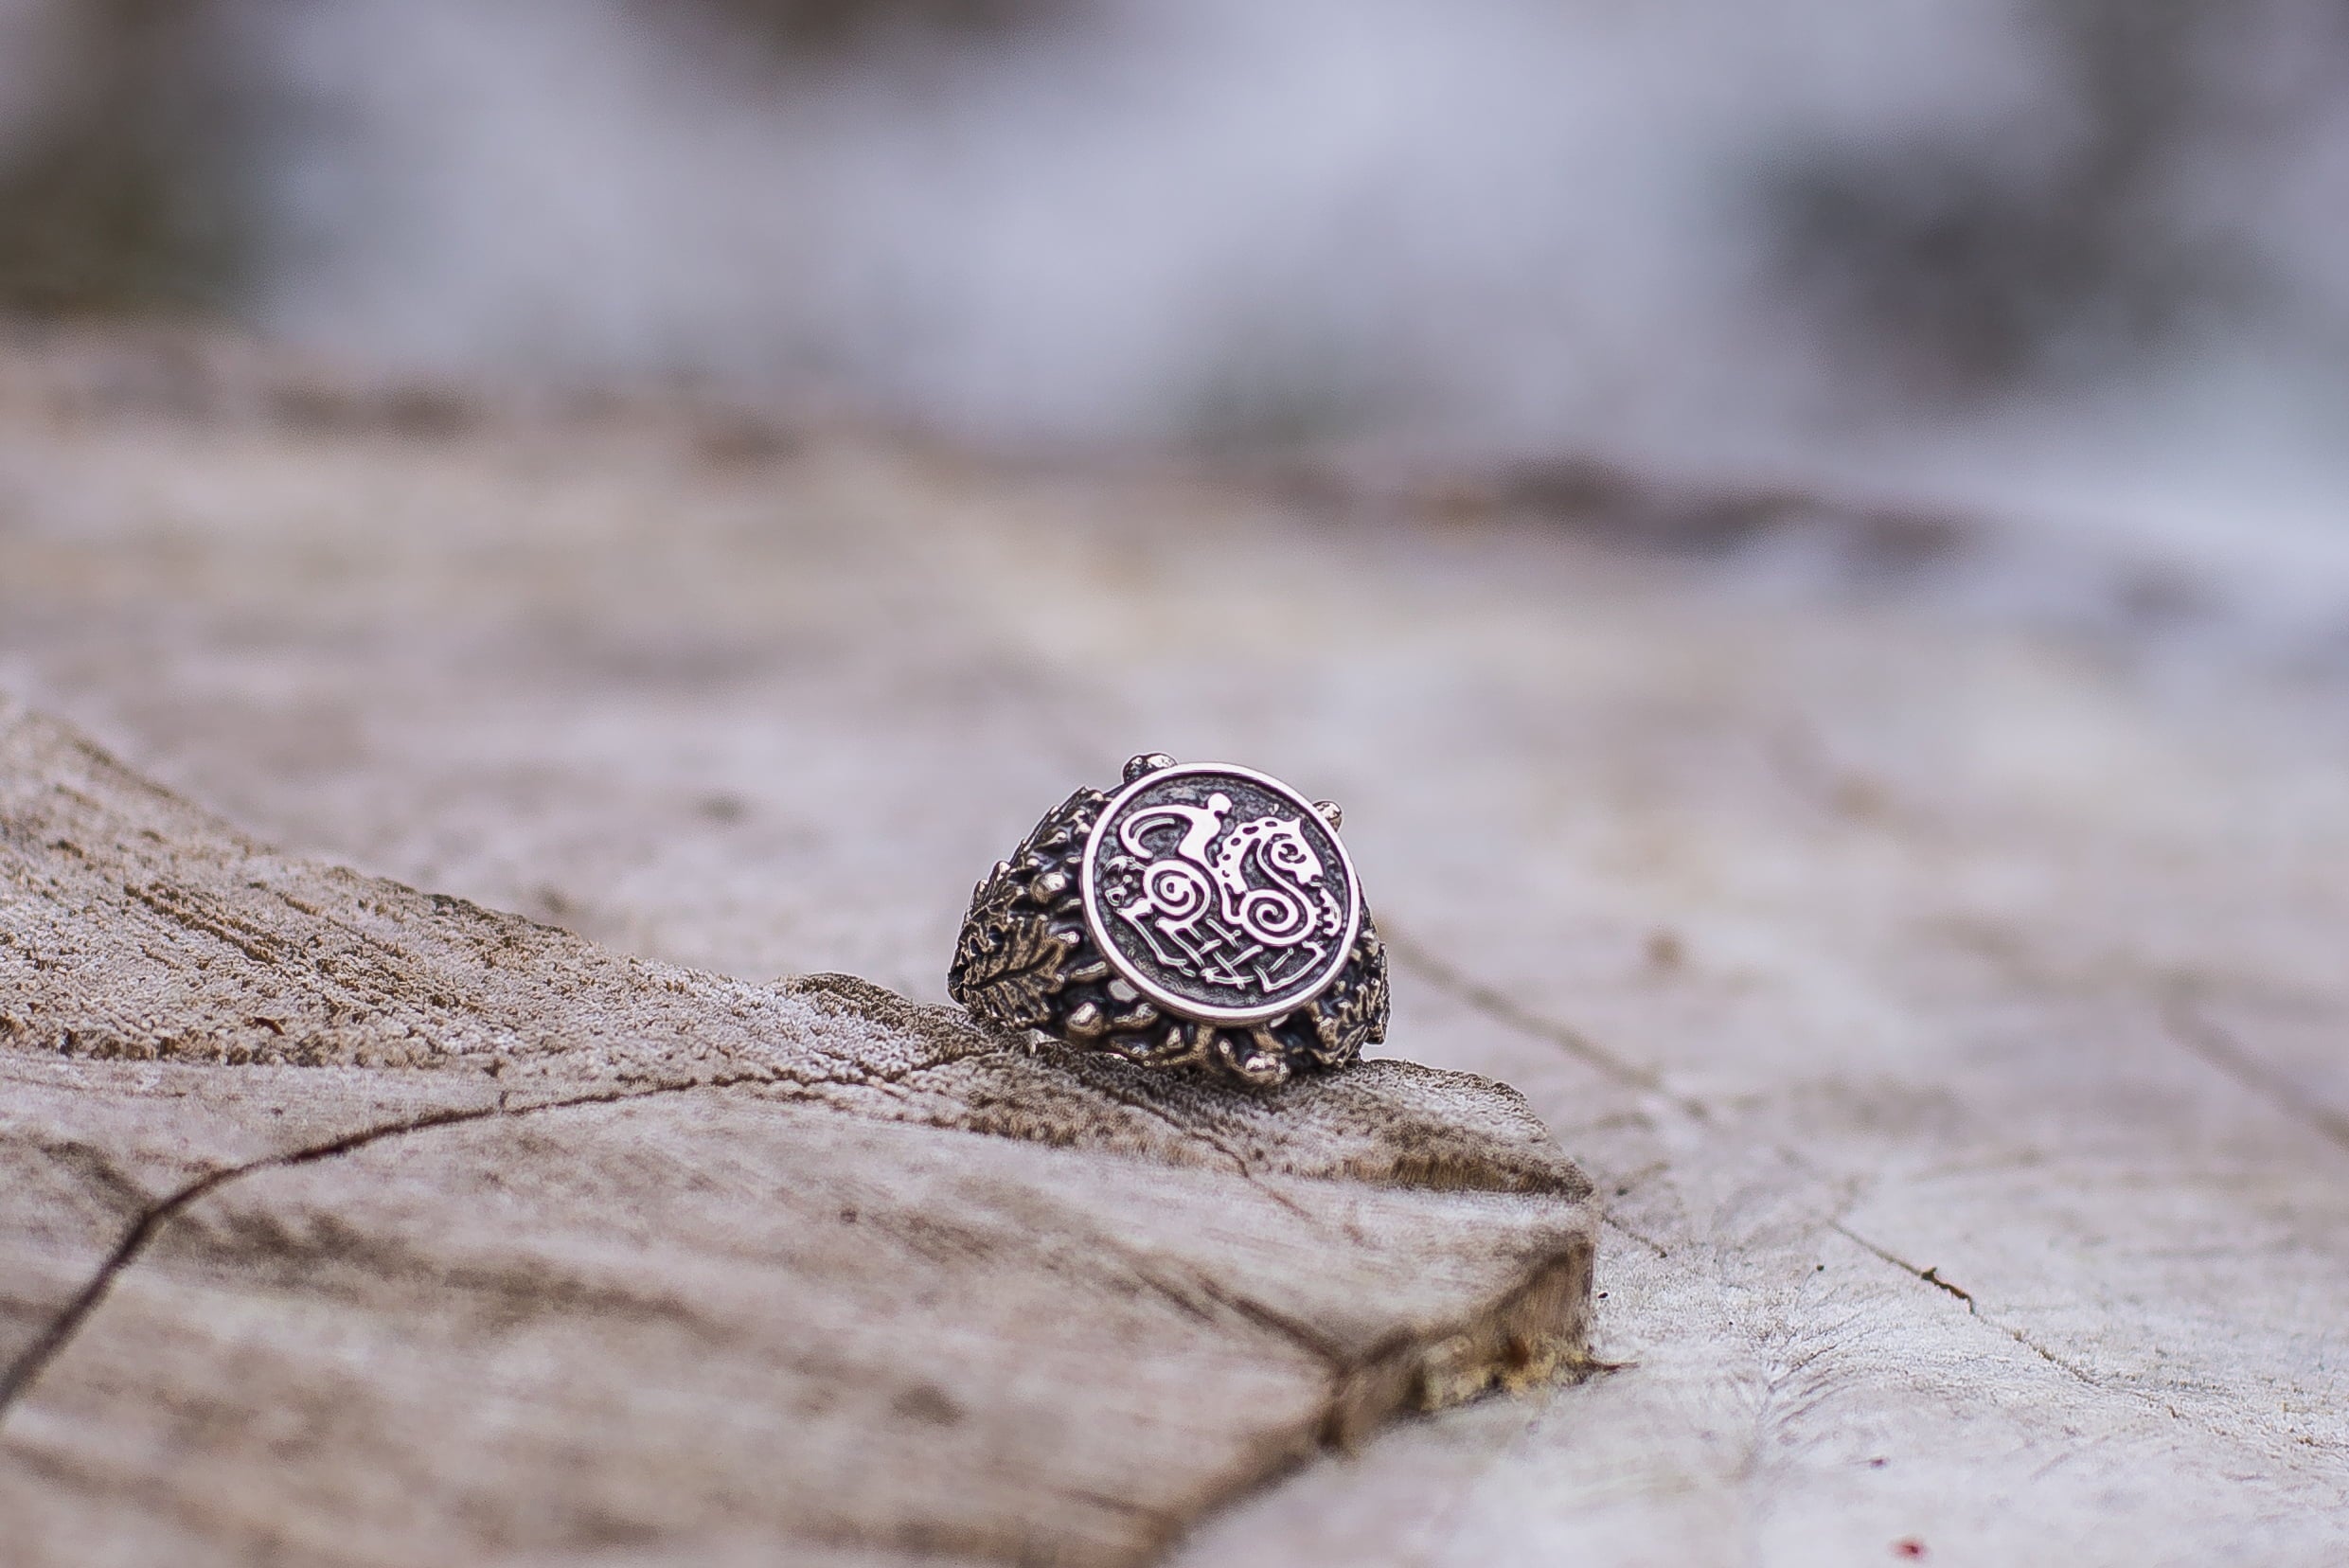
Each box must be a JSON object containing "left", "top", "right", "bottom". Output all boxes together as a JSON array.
[
  {"left": 1236, "top": 884, "right": 1311, "bottom": 946},
  {"left": 1140, "top": 857, "right": 1212, "bottom": 923}
]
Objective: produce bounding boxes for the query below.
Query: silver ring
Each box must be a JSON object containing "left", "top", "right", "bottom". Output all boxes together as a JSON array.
[{"left": 949, "top": 753, "right": 1388, "bottom": 1083}]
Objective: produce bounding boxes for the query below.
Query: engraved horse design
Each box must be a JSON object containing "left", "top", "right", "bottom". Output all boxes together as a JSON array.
[{"left": 1107, "top": 792, "right": 1344, "bottom": 998}]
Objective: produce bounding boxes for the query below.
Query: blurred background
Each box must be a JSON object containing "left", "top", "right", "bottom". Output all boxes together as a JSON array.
[{"left": 2, "top": 0, "right": 2346, "bottom": 599}]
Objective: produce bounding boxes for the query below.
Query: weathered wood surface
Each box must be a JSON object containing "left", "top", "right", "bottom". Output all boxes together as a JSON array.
[{"left": 2, "top": 331, "right": 2348, "bottom": 1563}]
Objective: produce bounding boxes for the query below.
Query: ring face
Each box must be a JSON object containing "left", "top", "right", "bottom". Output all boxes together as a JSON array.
[{"left": 1081, "top": 763, "right": 1361, "bottom": 1025}]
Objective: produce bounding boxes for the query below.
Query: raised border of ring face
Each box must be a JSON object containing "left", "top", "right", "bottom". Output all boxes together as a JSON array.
[{"left": 1078, "top": 761, "right": 1365, "bottom": 1026}]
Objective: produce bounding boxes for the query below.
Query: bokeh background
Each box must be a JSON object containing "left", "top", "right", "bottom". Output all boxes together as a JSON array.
[{"left": 4, "top": 0, "right": 2347, "bottom": 607}]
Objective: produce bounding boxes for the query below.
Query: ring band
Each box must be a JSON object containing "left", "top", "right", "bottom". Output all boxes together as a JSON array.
[{"left": 949, "top": 754, "right": 1388, "bottom": 1084}]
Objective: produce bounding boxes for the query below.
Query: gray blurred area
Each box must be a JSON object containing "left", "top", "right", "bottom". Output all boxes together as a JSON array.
[{"left": 2, "top": 0, "right": 2346, "bottom": 530}]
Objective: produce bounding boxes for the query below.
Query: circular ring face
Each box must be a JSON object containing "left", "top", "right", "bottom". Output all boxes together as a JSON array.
[{"left": 1079, "top": 762, "right": 1363, "bottom": 1025}]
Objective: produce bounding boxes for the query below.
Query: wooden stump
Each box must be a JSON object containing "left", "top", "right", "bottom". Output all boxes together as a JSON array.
[{"left": 0, "top": 700, "right": 1596, "bottom": 1565}]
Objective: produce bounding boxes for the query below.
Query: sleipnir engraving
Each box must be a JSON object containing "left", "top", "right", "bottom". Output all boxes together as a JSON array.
[{"left": 1109, "top": 792, "right": 1344, "bottom": 997}]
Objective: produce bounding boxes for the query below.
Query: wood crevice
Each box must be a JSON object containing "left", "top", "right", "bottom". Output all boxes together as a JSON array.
[{"left": 0, "top": 1071, "right": 786, "bottom": 1417}]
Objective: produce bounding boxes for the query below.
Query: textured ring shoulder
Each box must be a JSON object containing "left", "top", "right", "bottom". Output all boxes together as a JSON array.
[{"left": 949, "top": 753, "right": 1389, "bottom": 1084}]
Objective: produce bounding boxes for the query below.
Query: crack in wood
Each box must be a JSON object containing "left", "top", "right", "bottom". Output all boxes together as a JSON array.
[
  {"left": 1827, "top": 1221, "right": 1979, "bottom": 1315},
  {"left": 2159, "top": 980, "right": 2349, "bottom": 1158},
  {"left": 1403, "top": 933, "right": 2221, "bottom": 1430},
  {"left": 0, "top": 1072, "right": 781, "bottom": 1419},
  {"left": 1384, "top": 926, "right": 1691, "bottom": 1112}
]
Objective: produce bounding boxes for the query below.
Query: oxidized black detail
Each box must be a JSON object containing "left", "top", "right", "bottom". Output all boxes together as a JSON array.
[{"left": 949, "top": 754, "right": 1388, "bottom": 1085}]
